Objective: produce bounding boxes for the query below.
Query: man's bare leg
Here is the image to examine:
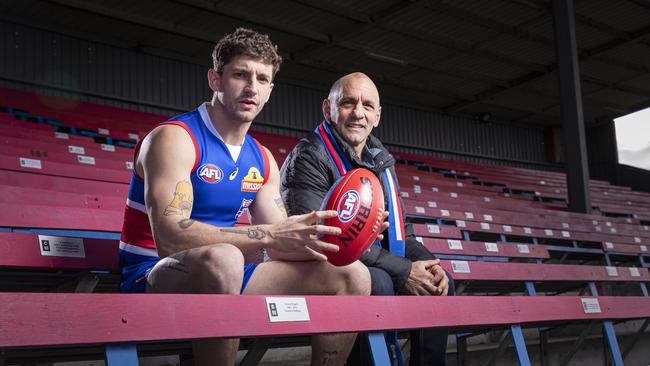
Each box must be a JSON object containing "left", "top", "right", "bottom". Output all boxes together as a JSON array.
[
  {"left": 243, "top": 260, "right": 371, "bottom": 366},
  {"left": 146, "top": 243, "right": 245, "bottom": 366}
]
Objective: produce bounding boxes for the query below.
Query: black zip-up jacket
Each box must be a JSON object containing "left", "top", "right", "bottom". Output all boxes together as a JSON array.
[{"left": 279, "top": 121, "right": 435, "bottom": 293}]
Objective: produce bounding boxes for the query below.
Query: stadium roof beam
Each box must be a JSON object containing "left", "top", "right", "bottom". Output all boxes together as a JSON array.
[
  {"left": 40, "top": 0, "right": 648, "bottom": 126},
  {"left": 289, "top": 0, "right": 635, "bottom": 122},
  {"left": 553, "top": 0, "right": 591, "bottom": 214},
  {"left": 37, "top": 0, "right": 495, "bottom": 115},
  {"left": 501, "top": 0, "right": 650, "bottom": 69},
  {"left": 290, "top": 0, "right": 544, "bottom": 74},
  {"left": 169, "top": 0, "right": 574, "bottom": 119},
  {"left": 288, "top": 0, "right": 419, "bottom": 61},
  {"left": 441, "top": 1, "right": 650, "bottom": 114}
]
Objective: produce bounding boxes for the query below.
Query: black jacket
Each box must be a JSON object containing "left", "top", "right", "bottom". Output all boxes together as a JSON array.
[{"left": 279, "top": 121, "right": 435, "bottom": 292}]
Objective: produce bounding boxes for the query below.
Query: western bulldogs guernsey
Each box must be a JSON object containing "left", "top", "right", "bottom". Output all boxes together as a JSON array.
[{"left": 119, "top": 103, "right": 269, "bottom": 293}]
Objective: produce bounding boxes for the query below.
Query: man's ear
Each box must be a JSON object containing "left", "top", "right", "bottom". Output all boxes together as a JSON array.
[
  {"left": 373, "top": 106, "right": 382, "bottom": 128},
  {"left": 322, "top": 98, "right": 331, "bottom": 122},
  {"left": 207, "top": 69, "right": 220, "bottom": 92}
]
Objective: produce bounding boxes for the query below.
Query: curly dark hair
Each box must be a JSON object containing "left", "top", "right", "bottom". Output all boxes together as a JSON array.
[{"left": 212, "top": 28, "right": 282, "bottom": 78}]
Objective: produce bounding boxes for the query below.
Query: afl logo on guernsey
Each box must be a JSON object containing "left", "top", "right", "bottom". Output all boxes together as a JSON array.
[
  {"left": 197, "top": 163, "right": 223, "bottom": 184},
  {"left": 337, "top": 190, "right": 360, "bottom": 223}
]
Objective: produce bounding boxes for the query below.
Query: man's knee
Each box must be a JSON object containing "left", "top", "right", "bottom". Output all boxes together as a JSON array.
[
  {"left": 368, "top": 267, "right": 395, "bottom": 296},
  {"left": 336, "top": 261, "right": 371, "bottom": 296},
  {"left": 149, "top": 244, "right": 245, "bottom": 294},
  {"left": 199, "top": 244, "right": 245, "bottom": 290}
]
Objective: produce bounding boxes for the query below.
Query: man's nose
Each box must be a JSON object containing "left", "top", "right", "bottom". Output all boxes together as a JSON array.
[
  {"left": 350, "top": 102, "right": 364, "bottom": 119},
  {"left": 244, "top": 78, "right": 259, "bottom": 95}
]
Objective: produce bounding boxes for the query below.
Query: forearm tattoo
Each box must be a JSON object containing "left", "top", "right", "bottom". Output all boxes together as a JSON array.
[
  {"left": 221, "top": 227, "right": 267, "bottom": 240},
  {"left": 274, "top": 197, "right": 288, "bottom": 218},
  {"left": 164, "top": 180, "right": 193, "bottom": 218}
]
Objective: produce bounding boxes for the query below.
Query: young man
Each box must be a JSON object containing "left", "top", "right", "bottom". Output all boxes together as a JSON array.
[
  {"left": 280, "top": 72, "right": 454, "bottom": 365},
  {"left": 119, "top": 29, "right": 370, "bottom": 366}
]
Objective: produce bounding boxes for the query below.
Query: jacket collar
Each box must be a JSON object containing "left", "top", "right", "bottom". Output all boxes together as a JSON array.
[{"left": 324, "top": 120, "right": 395, "bottom": 172}]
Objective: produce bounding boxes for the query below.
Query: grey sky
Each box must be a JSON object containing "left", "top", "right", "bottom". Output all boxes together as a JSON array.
[{"left": 614, "top": 107, "right": 650, "bottom": 171}]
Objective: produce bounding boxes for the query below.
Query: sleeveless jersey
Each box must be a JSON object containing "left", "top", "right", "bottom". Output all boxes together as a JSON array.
[{"left": 119, "top": 103, "right": 270, "bottom": 268}]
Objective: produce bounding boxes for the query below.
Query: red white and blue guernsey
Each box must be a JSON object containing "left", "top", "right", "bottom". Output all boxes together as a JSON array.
[{"left": 119, "top": 103, "right": 270, "bottom": 293}]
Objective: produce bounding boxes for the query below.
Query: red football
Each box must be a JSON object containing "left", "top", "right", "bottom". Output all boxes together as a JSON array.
[{"left": 319, "top": 168, "right": 385, "bottom": 266}]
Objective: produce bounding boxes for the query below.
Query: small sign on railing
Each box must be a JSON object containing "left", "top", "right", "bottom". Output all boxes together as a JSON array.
[
  {"left": 606, "top": 267, "right": 619, "bottom": 277},
  {"left": 38, "top": 235, "right": 85, "bottom": 258},
  {"left": 581, "top": 298, "right": 601, "bottom": 314},
  {"left": 101, "top": 144, "right": 116, "bottom": 152},
  {"left": 517, "top": 244, "right": 530, "bottom": 254},
  {"left": 484, "top": 242, "right": 498, "bottom": 252},
  {"left": 265, "top": 297, "right": 310, "bottom": 323},
  {"left": 68, "top": 145, "right": 85, "bottom": 155},
  {"left": 54, "top": 132, "right": 69, "bottom": 140},
  {"left": 427, "top": 224, "right": 440, "bottom": 234},
  {"left": 19, "top": 157, "right": 41, "bottom": 169},
  {"left": 77, "top": 156, "right": 96, "bottom": 165},
  {"left": 447, "top": 240, "right": 463, "bottom": 250},
  {"left": 451, "top": 260, "right": 471, "bottom": 273}
]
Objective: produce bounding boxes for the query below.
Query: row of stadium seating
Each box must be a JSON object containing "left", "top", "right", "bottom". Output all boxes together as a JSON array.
[{"left": 1, "top": 88, "right": 648, "bottom": 365}]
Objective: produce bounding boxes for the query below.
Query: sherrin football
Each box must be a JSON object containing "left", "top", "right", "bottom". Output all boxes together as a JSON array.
[{"left": 319, "top": 168, "right": 385, "bottom": 266}]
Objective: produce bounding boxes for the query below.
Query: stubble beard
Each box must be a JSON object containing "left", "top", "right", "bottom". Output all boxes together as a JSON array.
[{"left": 231, "top": 107, "right": 258, "bottom": 124}]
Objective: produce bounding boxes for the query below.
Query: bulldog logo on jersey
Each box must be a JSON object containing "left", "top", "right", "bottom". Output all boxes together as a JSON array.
[
  {"left": 197, "top": 163, "right": 223, "bottom": 184},
  {"left": 235, "top": 198, "right": 253, "bottom": 220},
  {"left": 241, "top": 167, "right": 264, "bottom": 192}
]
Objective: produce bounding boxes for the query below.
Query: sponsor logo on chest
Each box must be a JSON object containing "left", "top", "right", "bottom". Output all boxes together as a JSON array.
[{"left": 241, "top": 167, "right": 264, "bottom": 192}]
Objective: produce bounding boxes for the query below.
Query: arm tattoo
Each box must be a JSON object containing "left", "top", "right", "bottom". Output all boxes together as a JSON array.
[
  {"left": 274, "top": 197, "right": 288, "bottom": 218},
  {"left": 164, "top": 180, "right": 193, "bottom": 218},
  {"left": 178, "top": 219, "right": 195, "bottom": 229},
  {"left": 221, "top": 227, "right": 267, "bottom": 240}
]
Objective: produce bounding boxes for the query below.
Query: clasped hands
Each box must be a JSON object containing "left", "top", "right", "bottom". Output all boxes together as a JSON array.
[{"left": 404, "top": 259, "right": 449, "bottom": 296}]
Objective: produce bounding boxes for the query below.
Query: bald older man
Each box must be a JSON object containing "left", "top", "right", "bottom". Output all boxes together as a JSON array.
[{"left": 280, "top": 72, "right": 455, "bottom": 366}]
